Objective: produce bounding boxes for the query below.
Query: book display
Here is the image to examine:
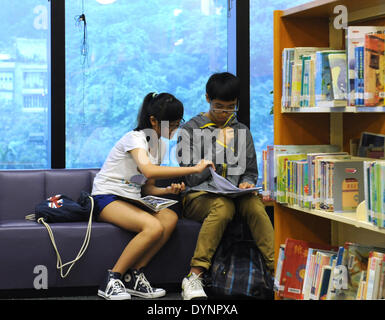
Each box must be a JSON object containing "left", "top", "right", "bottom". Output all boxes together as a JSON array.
[{"left": 273, "top": 0, "right": 385, "bottom": 299}]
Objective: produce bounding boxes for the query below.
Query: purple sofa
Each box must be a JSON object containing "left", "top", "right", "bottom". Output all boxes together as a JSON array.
[{"left": 0, "top": 169, "right": 200, "bottom": 293}]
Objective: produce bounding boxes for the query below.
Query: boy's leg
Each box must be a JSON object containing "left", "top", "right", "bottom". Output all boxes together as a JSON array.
[
  {"left": 236, "top": 194, "right": 275, "bottom": 273},
  {"left": 183, "top": 191, "right": 236, "bottom": 271}
]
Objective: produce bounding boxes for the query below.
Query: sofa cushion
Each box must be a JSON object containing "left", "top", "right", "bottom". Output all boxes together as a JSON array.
[
  {"left": 0, "top": 218, "right": 201, "bottom": 289},
  {"left": 0, "top": 170, "right": 45, "bottom": 221},
  {"left": 45, "top": 169, "right": 93, "bottom": 200}
]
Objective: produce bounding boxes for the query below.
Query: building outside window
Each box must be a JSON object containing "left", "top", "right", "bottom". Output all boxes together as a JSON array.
[{"left": 0, "top": 2, "right": 50, "bottom": 169}]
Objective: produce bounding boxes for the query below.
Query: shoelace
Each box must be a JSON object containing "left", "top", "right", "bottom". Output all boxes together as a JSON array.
[
  {"left": 106, "top": 279, "right": 126, "bottom": 298},
  {"left": 187, "top": 273, "right": 204, "bottom": 290},
  {"left": 135, "top": 272, "right": 154, "bottom": 293}
]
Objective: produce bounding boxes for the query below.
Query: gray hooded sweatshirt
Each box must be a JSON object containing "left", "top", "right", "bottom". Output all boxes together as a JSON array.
[{"left": 176, "top": 112, "right": 258, "bottom": 194}]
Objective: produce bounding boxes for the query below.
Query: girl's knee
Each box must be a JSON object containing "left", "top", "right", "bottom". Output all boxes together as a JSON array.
[{"left": 143, "top": 218, "right": 164, "bottom": 241}]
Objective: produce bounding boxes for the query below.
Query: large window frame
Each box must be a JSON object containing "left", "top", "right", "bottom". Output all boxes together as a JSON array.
[{"left": 49, "top": 0, "right": 250, "bottom": 169}]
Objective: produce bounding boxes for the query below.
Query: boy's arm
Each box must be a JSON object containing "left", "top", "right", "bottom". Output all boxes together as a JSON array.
[
  {"left": 238, "top": 128, "right": 258, "bottom": 186},
  {"left": 177, "top": 125, "right": 211, "bottom": 187}
]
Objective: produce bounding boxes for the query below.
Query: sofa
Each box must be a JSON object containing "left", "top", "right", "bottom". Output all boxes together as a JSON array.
[{"left": 0, "top": 168, "right": 201, "bottom": 295}]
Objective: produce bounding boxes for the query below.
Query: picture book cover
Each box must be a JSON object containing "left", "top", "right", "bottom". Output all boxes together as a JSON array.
[
  {"left": 328, "top": 53, "right": 347, "bottom": 100},
  {"left": 332, "top": 242, "right": 385, "bottom": 300},
  {"left": 315, "top": 50, "right": 345, "bottom": 104},
  {"left": 280, "top": 238, "right": 337, "bottom": 300},
  {"left": 364, "top": 33, "right": 385, "bottom": 106},
  {"left": 346, "top": 26, "right": 385, "bottom": 106},
  {"left": 331, "top": 160, "right": 365, "bottom": 212}
]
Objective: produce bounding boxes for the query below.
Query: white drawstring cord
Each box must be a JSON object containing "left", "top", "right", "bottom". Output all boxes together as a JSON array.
[{"left": 37, "top": 196, "right": 94, "bottom": 278}]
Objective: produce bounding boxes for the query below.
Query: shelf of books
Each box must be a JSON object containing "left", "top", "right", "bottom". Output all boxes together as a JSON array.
[{"left": 269, "top": 0, "right": 385, "bottom": 300}]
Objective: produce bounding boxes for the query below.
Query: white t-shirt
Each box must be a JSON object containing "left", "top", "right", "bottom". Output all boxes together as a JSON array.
[{"left": 92, "top": 130, "right": 165, "bottom": 199}]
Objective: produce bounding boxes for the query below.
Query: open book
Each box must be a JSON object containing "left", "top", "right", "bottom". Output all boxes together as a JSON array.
[
  {"left": 206, "top": 167, "right": 260, "bottom": 197},
  {"left": 127, "top": 195, "right": 178, "bottom": 212}
]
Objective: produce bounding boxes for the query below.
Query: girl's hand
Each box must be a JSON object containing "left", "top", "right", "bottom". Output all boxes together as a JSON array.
[
  {"left": 194, "top": 159, "right": 215, "bottom": 173},
  {"left": 166, "top": 182, "right": 186, "bottom": 194}
]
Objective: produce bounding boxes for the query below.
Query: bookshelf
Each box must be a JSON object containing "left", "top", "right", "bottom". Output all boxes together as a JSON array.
[{"left": 273, "top": 0, "right": 385, "bottom": 286}]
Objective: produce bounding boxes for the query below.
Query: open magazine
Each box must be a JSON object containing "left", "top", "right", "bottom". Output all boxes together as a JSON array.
[
  {"left": 205, "top": 167, "right": 260, "bottom": 197},
  {"left": 128, "top": 195, "right": 178, "bottom": 212}
]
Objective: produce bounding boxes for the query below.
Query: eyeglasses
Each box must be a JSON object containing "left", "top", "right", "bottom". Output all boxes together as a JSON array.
[
  {"left": 210, "top": 102, "right": 239, "bottom": 114},
  {"left": 211, "top": 107, "right": 239, "bottom": 114}
]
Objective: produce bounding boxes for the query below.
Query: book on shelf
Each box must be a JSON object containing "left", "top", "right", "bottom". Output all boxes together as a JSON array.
[
  {"left": 358, "top": 131, "right": 385, "bottom": 159},
  {"left": 363, "top": 160, "right": 385, "bottom": 227},
  {"left": 356, "top": 270, "right": 367, "bottom": 300},
  {"left": 278, "top": 238, "right": 337, "bottom": 300},
  {"left": 307, "top": 152, "right": 349, "bottom": 209},
  {"left": 281, "top": 47, "right": 329, "bottom": 109},
  {"left": 274, "top": 244, "right": 286, "bottom": 295},
  {"left": 309, "top": 251, "right": 337, "bottom": 300},
  {"left": 128, "top": 195, "right": 178, "bottom": 212},
  {"left": 282, "top": 27, "right": 385, "bottom": 108},
  {"left": 281, "top": 240, "right": 385, "bottom": 300},
  {"left": 354, "top": 46, "right": 365, "bottom": 106},
  {"left": 328, "top": 52, "right": 347, "bottom": 101},
  {"left": 301, "top": 247, "right": 337, "bottom": 300},
  {"left": 364, "top": 251, "right": 385, "bottom": 300},
  {"left": 314, "top": 49, "right": 345, "bottom": 106},
  {"left": 318, "top": 264, "right": 334, "bottom": 300},
  {"left": 271, "top": 145, "right": 341, "bottom": 201},
  {"left": 364, "top": 33, "right": 385, "bottom": 107},
  {"left": 346, "top": 26, "right": 385, "bottom": 106},
  {"left": 332, "top": 242, "right": 385, "bottom": 300}
]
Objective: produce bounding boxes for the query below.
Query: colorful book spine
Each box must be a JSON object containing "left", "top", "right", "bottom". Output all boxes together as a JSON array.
[
  {"left": 354, "top": 46, "right": 365, "bottom": 105},
  {"left": 364, "top": 33, "right": 385, "bottom": 106}
]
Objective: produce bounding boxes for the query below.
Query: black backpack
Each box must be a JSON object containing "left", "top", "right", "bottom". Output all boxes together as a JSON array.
[{"left": 205, "top": 217, "right": 274, "bottom": 300}]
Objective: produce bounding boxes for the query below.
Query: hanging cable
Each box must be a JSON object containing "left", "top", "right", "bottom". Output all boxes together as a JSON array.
[{"left": 74, "top": 0, "right": 88, "bottom": 126}]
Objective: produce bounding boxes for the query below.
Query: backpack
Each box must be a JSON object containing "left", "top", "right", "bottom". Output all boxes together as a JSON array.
[
  {"left": 25, "top": 191, "right": 94, "bottom": 278},
  {"left": 205, "top": 218, "right": 274, "bottom": 299}
]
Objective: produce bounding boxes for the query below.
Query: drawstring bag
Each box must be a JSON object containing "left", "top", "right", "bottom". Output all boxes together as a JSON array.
[
  {"left": 205, "top": 218, "right": 274, "bottom": 299},
  {"left": 25, "top": 191, "right": 94, "bottom": 278}
]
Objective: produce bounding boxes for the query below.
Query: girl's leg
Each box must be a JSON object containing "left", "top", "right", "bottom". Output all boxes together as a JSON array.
[
  {"left": 98, "top": 200, "right": 164, "bottom": 275},
  {"left": 132, "top": 208, "right": 178, "bottom": 270}
]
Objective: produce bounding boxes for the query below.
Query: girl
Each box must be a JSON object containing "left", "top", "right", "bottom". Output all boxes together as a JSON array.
[{"left": 92, "top": 92, "right": 213, "bottom": 300}]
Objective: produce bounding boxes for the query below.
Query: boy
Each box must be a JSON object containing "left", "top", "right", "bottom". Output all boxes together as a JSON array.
[{"left": 177, "top": 72, "right": 274, "bottom": 300}]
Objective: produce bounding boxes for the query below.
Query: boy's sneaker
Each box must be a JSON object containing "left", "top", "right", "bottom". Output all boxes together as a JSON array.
[
  {"left": 123, "top": 269, "right": 166, "bottom": 299},
  {"left": 98, "top": 270, "right": 132, "bottom": 300},
  {"left": 181, "top": 272, "right": 207, "bottom": 300}
]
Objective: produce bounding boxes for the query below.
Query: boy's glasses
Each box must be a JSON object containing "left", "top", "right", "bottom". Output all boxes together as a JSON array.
[
  {"left": 211, "top": 107, "right": 239, "bottom": 114},
  {"left": 210, "top": 101, "right": 238, "bottom": 114}
]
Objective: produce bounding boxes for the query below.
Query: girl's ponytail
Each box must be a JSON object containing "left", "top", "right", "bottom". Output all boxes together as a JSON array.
[{"left": 134, "top": 92, "right": 184, "bottom": 131}]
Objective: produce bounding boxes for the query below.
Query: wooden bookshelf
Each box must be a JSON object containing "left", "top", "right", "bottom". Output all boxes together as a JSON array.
[{"left": 273, "top": 0, "right": 385, "bottom": 294}]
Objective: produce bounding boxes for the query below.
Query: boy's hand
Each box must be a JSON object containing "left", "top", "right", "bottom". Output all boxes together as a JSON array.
[
  {"left": 166, "top": 182, "right": 186, "bottom": 194},
  {"left": 238, "top": 182, "right": 255, "bottom": 189}
]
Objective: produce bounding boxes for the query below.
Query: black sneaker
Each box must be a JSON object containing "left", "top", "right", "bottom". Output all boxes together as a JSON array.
[
  {"left": 122, "top": 269, "right": 166, "bottom": 299},
  {"left": 98, "top": 270, "right": 131, "bottom": 300}
]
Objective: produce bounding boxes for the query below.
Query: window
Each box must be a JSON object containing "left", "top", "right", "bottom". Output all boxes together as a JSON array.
[
  {"left": 250, "top": 0, "right": 309, "bottom": 183},
  {"left": 0, "top": 1, "right": 50, "bottom": 169},
  {"left": 66, "top": 0, "right": 227, "bottom": 168}
]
